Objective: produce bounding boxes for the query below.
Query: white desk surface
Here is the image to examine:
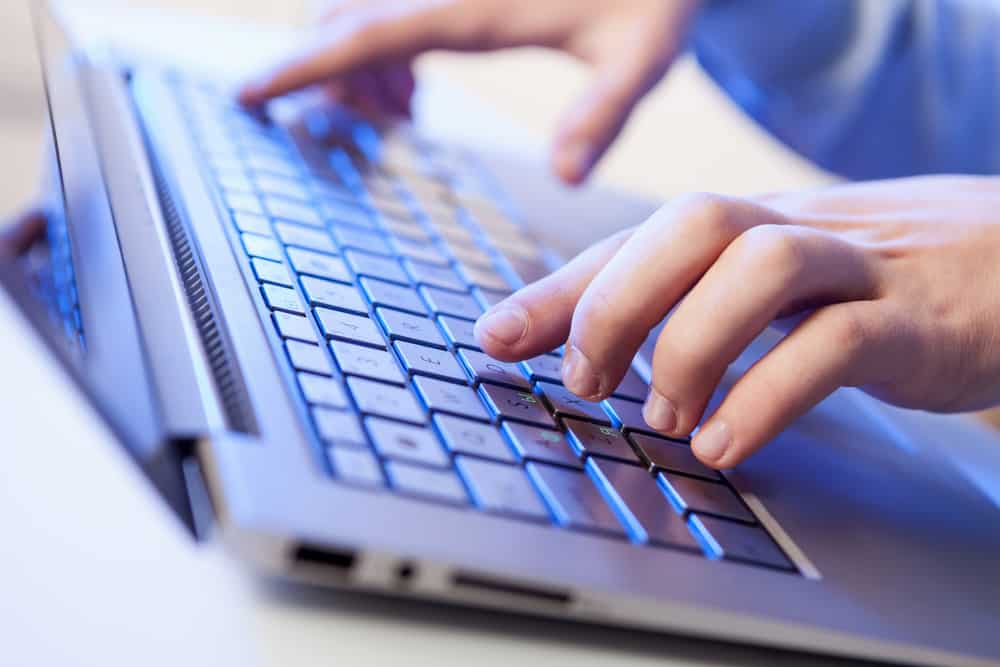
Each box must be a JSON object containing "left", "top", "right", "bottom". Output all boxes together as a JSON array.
[{"left": 1, "top": 7, "right": 997, "bottom": 667}]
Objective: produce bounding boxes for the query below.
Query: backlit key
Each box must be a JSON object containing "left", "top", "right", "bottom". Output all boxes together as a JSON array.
[
  {"left": 252, "top": 257, "right": 293, "bottom": 286},
  {"left": 526, "top": 463, "right": 627, "bottom": 536},
  {"left": 537, "top": 382, "right": 610, "bottom": 424},
  {"left": 300, "top": 276, "right": 367, "bottom": 314},
  {"left": 603, "top": 397, "right": 659, "bottom": 435},
  {"left": 313, "top": 406, "right": 366, "bottom": 446},
  {"left": 631, "top": 433, "right": 720, "bottom": 480},
  {"left": 275, "top": 221, "right": 337, "bottom": 254},
  {"left": 393, "top": 341, "right": 467, "bottom": 382},
  {"left": 331, "top": 340, "right": 404, "bottom": 384},
  {"left": 386, "top": 461, "right": 467, "bottom": 505},
  {"left": 433, "top": 415, "right": 515, "bottom": 462},
  {"left": 437, "top": 315, "right": 481, "bottom": 350},
  {"left": 366, "top": 417, "right": 447, "bottom": 466},
  {"left": 563, "top": 418, "right": 640, "bottom": 464},
  {"left": 286, "top": 340, "right": 332, "bottom": 375},
  {"left": 298, "top": 372, "right": 348, "bottom": 408},
  {"left": 413, "top": 376, "right": 491, "bottom": 422},
  {"left": 360, "top": 277, "right": 428, "bottom": 315},
  {"left": 479, "top": 384, "right": 556, "bottom": 428},
  {"left": 287, "top": 247, "right": 351, "bottom": 283},
  {"left": 501, "top": 422, "right": 581, "bottom": 469},
  {"left": 376, "top": 308, "right": 448, "bottom": 348},
  {"left": 658, "top": 473, "right": 755, "bottom": 523},
  {"left": 315, "top": 308, "right": 385, "bottom": 348},
  {"left": 273, "top": 311, "right": 318, "bottom": 343},
  {"left": 348, "top": 377, "right": 425, "bottom": 424},
  {"left": 456, "top": 456, "right": 549, "bottom": 520},
  {"left": 420, "top": 286, "right": 483, "bottom": 320},
  {"left": 457, "top": 349, "right": 530, "bottom": 389},
  {"left": 262, "top": 284, "right": 305, "bottom": 315},
  {"left": 345, "top": 249, "right": 409, "bottom": 285}
]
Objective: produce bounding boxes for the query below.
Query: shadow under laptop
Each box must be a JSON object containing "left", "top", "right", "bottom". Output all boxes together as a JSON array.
[{"left": 254, "top": 576, "right": 893, "bottom": 667}]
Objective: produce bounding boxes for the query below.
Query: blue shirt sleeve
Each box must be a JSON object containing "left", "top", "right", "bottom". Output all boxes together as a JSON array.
[{"left": 691, "top": 0, "right": 1000, "bottom": 180}]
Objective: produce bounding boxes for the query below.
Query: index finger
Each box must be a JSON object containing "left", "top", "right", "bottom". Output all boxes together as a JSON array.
[{"left": 239, "top": 4, "right": 460, "bottom": 106}]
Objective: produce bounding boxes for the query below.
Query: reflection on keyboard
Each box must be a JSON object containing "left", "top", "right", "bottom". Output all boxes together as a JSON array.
[{"left": 172, "top": 76, "right": 795, "bottom": 574}]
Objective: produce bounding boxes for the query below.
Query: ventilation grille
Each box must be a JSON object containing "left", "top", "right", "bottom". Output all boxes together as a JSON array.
[{"left": 151, "top": 163, "right": 257, "bottom": 434}]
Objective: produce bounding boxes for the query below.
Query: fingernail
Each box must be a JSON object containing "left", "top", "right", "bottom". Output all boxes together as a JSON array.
[
  {"left": 562, "top": 345, "right": 601, "bottom": 398},
  {"left": 474, "top": 305, "right": 528, "bottom": 347},
  {"left": 643, "top": 389, "right": 677, "bottom": 433},
  {"left": 555, "top": 140, "right": 594, "bottom": 183},
  {"left": 693, "top": 420, "right": 731, "bottom": 463}
]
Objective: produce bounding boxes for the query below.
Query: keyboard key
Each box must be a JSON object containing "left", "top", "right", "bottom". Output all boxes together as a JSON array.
[
  {"left": 333, "top": 226, "right": 392, "bottom": 256},
  {"left": 331, "top": 340, "right": 404, "bottom": 384},
  {"left": 587, "top": 458, "right": 700, "bottom": 550},
  {"left": 386, "top": 461, "right": 467, "bottom": 505},
  {"left": 536, "top": 382, "right": 611, "bottom": 424},
  {"left": 472, "top": 288, "right": 510, "bottom": 310},
  {"left": 226, "top": 191, "right": 265, "bottom": 216},
  {"left": 603, "top": 397, "right": 659, "bottom": 435},
  {"left": 255, "top": 173, "right": 311, "bottom": 203},
  {"left": 479, "top": 384, "right": 556, "bottom": 428},
  {"left": 273, "top": 311, "right": 318, "bottom": 343},
  {"left": 612, "top": 367, "right": 649, "bottom": 401},
  {"left": 456, "top": 456, "right": 549, "bottom": 520},
  {"left": 252, "top": 257, "right": 293, "bottom": 286},
  {"left": 216, "top": 169, "right": 254, "bottom": 194},
  {"left": 520, "top": 355, "right": 562, "bottom": 383},
  {"left": 459, "top": 264, "right": 512, "bottom": 292},
  {"left": 563, "top": 418, "right": 640, "bottom": 463},
  {"left": 631, "top": 433, "right": 720, "bottom": 480},
  {"left": 657, "top": 473, "right": 755, "bottom": 523},
  {"left": 324, "top": 199, "right": 377, "bottom": 229},
  {"left": 382, "top": 218, "right": 434, "bottom": 242},
  {"left": 287, "top": 340, "right": 332, "bottom": 375},
  {"left": 376, "top": 308, "right": 447, "bottom": 348},
  {"left": 266, "top": 195, "right": 324, "bottom": 227},
  {"left": 457, "top": 349, "right": 530, "bottom": 389},
  {"left": 262, "top": 284, "right": 305, "bottom": 314},
  {"left": 447, "top": 242, "right": 495, "bottom": 269},
  {"left": 366, "top": 417, "right": 447, "bottom": 466},
  {"left": 300, "top": 276, "right": 367, "bottom": 314},
  {"left": 298, "top": 372, "right": 348, "bottom": 408},
  {"left": 329, "top": 447, "right": 384, "bottom": 487},
  {"left": 394, "top": 341, "right": 467, "bottom": 382},
  {"left": 403, "top": 259, "right": 466, "bottom": 292},
  {"left": 413, "top": 376, "right": 491, "bottom": 421},
  {"left": 391, "top": 236, "right": 451, "bottom": 266},
  {"left": 347, "top": 377, "right": 425, "bottom": 424},
  {"left": 359, "top": 276, "right": 427, "bottom": 315},
  {"left": 526, "top": 463, "right": 627, "bottom": 536},
  {"left": 242, "top": 232, "right": 283, "bottom": 261},
  {"left": 313, "top": 406, "right": 366, "bottom": 446},
  {"left": 433, "top": 415, "right": 515, "bottom": 462},
  {"left": 345, "top": 249, "right": 409, "bottom": 285},
  {"left": 420, "top": 286, "right": 483, "bottom": 320},
  {"left": 437, "top": 315, "right": 481, "bottom": 350},
  {"left": 247, "top": 153, "right": 300, "bottom": 179},
  {"left": 688, "top": 514, "right": 793, "bottom": 570},
  {"left": 233, "top": 211, "right": 272, "bottom": 236},
  {"left": 287, "top": 248, "right": 352, "bottom": 283},
  {"left": 501, "top": 422, "right": 581, "bottom": 469},
  {"left": 315, "top": 308, "right": 385, "bottom": 347},
  {"left": 275, "top": 221, "right": 337, "bottom": 254}
]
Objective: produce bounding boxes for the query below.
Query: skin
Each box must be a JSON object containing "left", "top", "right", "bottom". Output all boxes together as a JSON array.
[
  {"left": 239, "top": 0, "right": 701, "bottom": 184},
  {"left": 239, "top": 2, "right": 1000, "bottom": 469}
]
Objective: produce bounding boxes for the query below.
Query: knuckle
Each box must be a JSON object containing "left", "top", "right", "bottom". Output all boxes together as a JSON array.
[
  {"left": 673, "top": 192, "right": 739, "bottom": 240},
  {"left": 733, "top": 225, "right": 808, "bottom": 284}
]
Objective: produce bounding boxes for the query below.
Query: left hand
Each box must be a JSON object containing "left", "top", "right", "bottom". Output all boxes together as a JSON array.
[{"left": 473, "top": 176, "right": 1000, "bottom": 468}]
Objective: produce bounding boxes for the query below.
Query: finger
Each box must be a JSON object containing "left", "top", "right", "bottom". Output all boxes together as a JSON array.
[
  {"left": 561, "top": 194, "right": 782, "bottom": 401},
  {"left": 691, "top": 301, "right": 893, "bottom": 468},
  {"left": 376, "top": 62, "right": 416, "bottom": 115},
  {"left": 473, "top": 228, "right": 634, "bottom": 361},
  {"left": 0, "top": 209, "right": 46, "bottom": 258},
  {"left": 239, "top": 4, "right": 462, "bottom": 106},
  {"left": 642, "top": 225, "right": 878, "bottom": 437},
  {"left": 552, "top": 10, "right": 693, "bottom": 184}
]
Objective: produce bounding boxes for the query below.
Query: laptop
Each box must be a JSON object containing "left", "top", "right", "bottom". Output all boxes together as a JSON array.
[{"left": 4, "top": 4, "right": 999, "bottom": 666}]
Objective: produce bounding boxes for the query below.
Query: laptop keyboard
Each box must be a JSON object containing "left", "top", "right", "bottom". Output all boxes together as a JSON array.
[{"left": 167, "top": 75, "right": 796, "bottom": 574}]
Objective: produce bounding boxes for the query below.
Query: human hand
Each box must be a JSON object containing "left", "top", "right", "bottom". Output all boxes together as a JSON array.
[
  {"left": 473, "top": 176, "right": 1000, "bottom": 468},
  {"left": 0, "top": 209, "right": 46, "bottom": 258},
  {"left": 239, "top": 0, "right": 701, "bottom": 184}
]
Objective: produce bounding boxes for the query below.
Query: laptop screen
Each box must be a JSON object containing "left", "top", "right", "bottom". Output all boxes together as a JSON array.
[{"left": 0, "top": 2, "right": 197, "bottom": 532}]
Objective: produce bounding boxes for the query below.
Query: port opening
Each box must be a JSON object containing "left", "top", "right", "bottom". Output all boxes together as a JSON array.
[
  {"left": 292, "top": 544, "right": 357, "bottom": 572},
  {"left": 452, "top": 571, "right": 572, "bottom": 607}
]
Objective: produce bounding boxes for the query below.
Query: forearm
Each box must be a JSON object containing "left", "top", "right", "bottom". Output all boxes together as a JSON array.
[{"left": 692, "top": 0, "right": 1000, "bottom": 179}]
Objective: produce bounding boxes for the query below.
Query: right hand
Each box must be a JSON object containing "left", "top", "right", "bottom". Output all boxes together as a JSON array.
[{"left": 239, "top": 0, "right": 701, "bottom": 184}]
